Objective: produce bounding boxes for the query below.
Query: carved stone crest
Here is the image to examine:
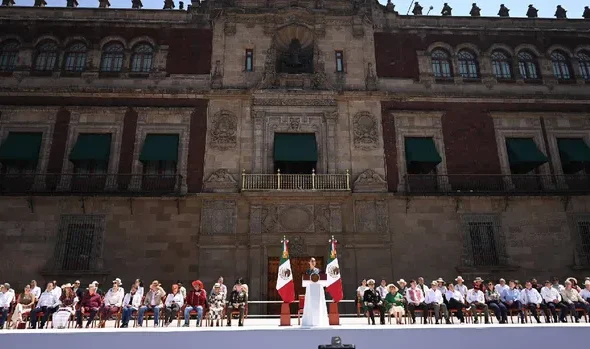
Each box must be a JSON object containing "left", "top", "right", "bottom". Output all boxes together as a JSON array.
[
  {"left": 353, "top": 112, "right": 379, "bottom": 150},
  {"left": 288, "top": 236, "right": 306, "bottom": 257},
  {"left": 353, "top": 169, "right": 388, "bottom": 193},
  {"left": 209, "top": 110, "right": 237, "bottom": 150},
  {"left": 289, "top": 117, "right": 300, "bottom": 131},
  {"left": 203, "top": 169, "right": 238, "bottom": 193}
]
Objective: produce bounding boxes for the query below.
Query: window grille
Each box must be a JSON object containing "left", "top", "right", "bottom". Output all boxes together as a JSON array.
[
  {"left": 461, "top": 216, "right": 506, "bottom": 268},
  {"left": 551, "top": 51, "right": 572, "bottom": 80},
  {"left": 51, "top": 215, "right": 105, "bottom": 272},
  {"left": 576, "top": 221, "right": 590, "bottom": 266},
  {"left": 491, "top": 51, "right": 512, "bottom": 79},
  {"left": 64, "top": 42, "right": 87, "bottom": 72},
  {"left": 100, "top": 42, "right": 124, "bottom": 72},
  {"left": 517, "top": 51, "right": 539, "bottom": 80},
  {"left": 0, "top": 40, "right": 19, "bottom": 72},
  {"left": 578, "top": 52, "right": 590, "bottom": 81},
  {"left": 457, "top": 50, "right": 479, "bottom": 79},
  {"left": 34, "top": 41, "right": 58, "bottom": 72},
  {"left": 130, "top": 43, "right": 153, "bottom": 73},
  {"left": 431, "top": 49, "right": 452, "bottom": 78}
]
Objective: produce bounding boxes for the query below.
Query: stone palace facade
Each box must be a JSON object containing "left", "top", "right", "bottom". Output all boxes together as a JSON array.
[{"left": 1, "top": 1, "right": 590, "bottom": 313}]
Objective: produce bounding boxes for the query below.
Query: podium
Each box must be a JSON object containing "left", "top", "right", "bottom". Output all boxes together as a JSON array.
[{"left": 300, "top": 274, "right": 329, "bottom": 327}]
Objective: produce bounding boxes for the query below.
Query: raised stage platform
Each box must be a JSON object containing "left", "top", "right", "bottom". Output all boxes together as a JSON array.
[{"left": 1, "top": 318, "right": 588, "bottom": 349}]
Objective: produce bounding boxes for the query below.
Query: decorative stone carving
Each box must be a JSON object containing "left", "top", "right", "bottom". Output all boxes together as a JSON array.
[
  {"left": 354, "top": 200, "right": 388, "bottom": 234},
  {"left": 353, "top": 169, "right": 388, "bottom": 193},
  {"left": 203, "top": 169, "right": 238, "bottom": 193},
  {"left": 314, "top": 204, "right": 343, "bottom": 233},
  {"left": 225, "top": 21, "right": 237, "bottom": 36},
  {"left": 252, "top": 98, "right": 336, "bottom": 106},
  {"left": 289, "top": 117, "right": 300, "bottom": 131},
  {"left": 288, "top": 236, "right": 306, "bottom": 257},
  {"left": 277, "top": 205, "right": 314, "bottom": 233},
  {"left": 209, "top": 110, "right": 237, "bottom": 150},
  {"left": 201, "top": 200, "right": 237, "bottom": 235},
  {"left": 366, "top": 63, "right": 377, "bottom": 91},
  {"left": 353, "top": 112, "right": 379, "bottom": 150}
]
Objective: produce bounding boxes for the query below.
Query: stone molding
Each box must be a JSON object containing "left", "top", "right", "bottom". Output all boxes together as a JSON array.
[
  {"left": 203, "top": 169, "right": 238, "bottom": 193},
  {"left": 353, "top": 169, "right": 388, "bottom": 193},
  {"left": 249, "top": 203, "right": 342, "bottom": 234}
]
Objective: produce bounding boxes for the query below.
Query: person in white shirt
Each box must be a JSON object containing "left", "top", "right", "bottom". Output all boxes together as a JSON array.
[
  {"left": 445, "top": 283, "right": 466, "bottom": 323},
  {"left": 356, "top": 279, "right": 368, "bottom": 315},
  {"left": 51, "top": 280, "right": 62, "bottom": 299},
  {"left": 580, "top": 280, "right": 590, "bottom": 302},
  {"left": 30, "top": 280, "right": 41, "bottom": 299},
  {"left": 436, "top": 278, "right": 447, "bottom": 294},
  {"left": 540, "top": 280, "right": 567, "bottom": 323},
  {"left": 466, "top": 287, "right": 489, "bottom": 324},
  {"left": 520, "top": 280, "right": 542, "bottom": 323},
  {"left": 551, "top": 277, "right": 565, "bottom": 293},
  {"left": 495, "top": 278, "right": 509, "bottom": 296},
  {"left": 163, "top": 283, "right": 184, "bottom": 326},
  {"left": 376, "top": 279, "right": 388, "bottom": 299},
  {"left": 425, "top": 281, "right": 450, "bottom": 324},
  {"left": 29, "top": 282, "right": 60, "bottom": 329},
  {"left": 454, "top": 276, "right": 468, "bottom": 298},
  {"left": 561, "top": 280, "right": 589, "bottom": 323},
  {"left": 416, "top": 277, "right": 430, "bottom": 295},
  {"left": 406, "top": 279, "right": 427, "bottom": 324},
  {"left": 98, "top": 279, "right": 124, "bottom": 328},
  {"left": 177, "top": 281, "right": 187, "bottom": 299},
  {"left": 0, "top": 283, "right": 15, "bottom": 329},
  {"left": 134, "top": 279, "right": 145, "bottom": 297},
  {"left": 120, "top": 285, "right": 142, "bottom": 328}
]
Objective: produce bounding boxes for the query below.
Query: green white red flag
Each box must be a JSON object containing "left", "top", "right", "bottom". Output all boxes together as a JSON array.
[
  {"left": 325, "top": 236, "right": 343, "bottom": 303},
  {"left": 276, "top": 236, "right": 295, "bottom": 303}
]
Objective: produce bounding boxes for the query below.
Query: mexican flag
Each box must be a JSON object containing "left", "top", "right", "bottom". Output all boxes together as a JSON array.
[
  {"left": 325, "top": 237, "right": 343, "bottom": 303},
  {"left": 276, "top": 237, "right": 295, "bottom": 303}
]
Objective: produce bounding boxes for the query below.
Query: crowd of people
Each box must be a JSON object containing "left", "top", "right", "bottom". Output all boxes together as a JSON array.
[
  {"left": 0, "top": 276, "right": 248, "bottom": 330},
  {"left": 358, "top": 276, "right": 590, "bottom": 325}
]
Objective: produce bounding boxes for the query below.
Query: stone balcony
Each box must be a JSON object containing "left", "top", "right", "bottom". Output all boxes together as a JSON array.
[{"left": 241, "top": 169, "right": 350, "bottom": 192}]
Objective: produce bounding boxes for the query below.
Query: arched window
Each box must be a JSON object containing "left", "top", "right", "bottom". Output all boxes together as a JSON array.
[
  {"left": 491, "top": 50, "right": 512, "bottom": 79},
  {"left": 578, "top": 52, "right": 590, "bottom": 81},
  {"left": 130, "top": 43, "right": 154, "bottom": 73},
  {"left": 517, "top": 51, "right": 540, "bottom": 80},
  {"left": 457, "top": 50, "right": 479, "bottom": 79},
  {"left": 34, "top": 41, "right": 58, "bottom": 72},
  {"left": 63, "top": 42, "right": 87, "bottom": 73},
  {"left": 0, "top": 40, "right": 19, "bottom": 72},
  {"left": 100, "top": 42, "right": 125, "bottom": 73},
  {"left": 551, "top": 50, "right": 572, "bottom": 80},
  {"left": 431, "top": 49, "right": 452, "bottom": 79}
]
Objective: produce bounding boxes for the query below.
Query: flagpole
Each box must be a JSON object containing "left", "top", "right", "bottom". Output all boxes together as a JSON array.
[
  {"left": 327, "top": 235, "right": 341, "bottom": 325},
  {"left": 279, "top": 235, "right": 292, "bottom": 327}
]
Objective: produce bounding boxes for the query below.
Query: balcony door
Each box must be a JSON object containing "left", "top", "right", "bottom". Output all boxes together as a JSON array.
[{"left": 273, "top": 133, "right": 317, "bottom": 174}]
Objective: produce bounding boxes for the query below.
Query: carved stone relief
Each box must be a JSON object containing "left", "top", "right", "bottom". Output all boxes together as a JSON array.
[
  {"left": 201, "top": 200, "right": 237, "bottom": 235},
  {"left": 249, "top": 204, "right": 342, "bottom": 234},
  {"left": 277, "top": 205, "right": 315, "bottom": 233},
  {"left": 354, "top": 200, "right": 388, "bottom": 234},
  {"left": 353, "top": 169, "right": 388, "bottom": 193},
  {"left": 209, "top": 110, "right": 237, "bottom": 151},
  {"left": 289, "top": 236, "right": 306, "bottom": 257},
  {"left": 203, "top": 169, "right": 238, "bottom": 193},
  {"left": 353, "top": 112, "right": 379, "bottom": 150}
]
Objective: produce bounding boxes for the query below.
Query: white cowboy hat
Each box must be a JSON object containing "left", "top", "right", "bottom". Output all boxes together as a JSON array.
[
  {"left": 112, "top": 278, "right": 122, "bottom": 285},
  {"left": 455, "top": 276, "right": 464, "bottom": 281},
  {"left": 397, "top": 279, "right": 406, "bottom": 284}
]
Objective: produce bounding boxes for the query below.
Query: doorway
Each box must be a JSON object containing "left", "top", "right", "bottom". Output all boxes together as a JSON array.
[{"left": 267, "top": 256, "right": 324, "bottom": 315}]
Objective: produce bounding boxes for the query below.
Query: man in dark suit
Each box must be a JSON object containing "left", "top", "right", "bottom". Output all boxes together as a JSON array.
[{"left": 363, "top": 279, "right": 386, "bottom": 325}]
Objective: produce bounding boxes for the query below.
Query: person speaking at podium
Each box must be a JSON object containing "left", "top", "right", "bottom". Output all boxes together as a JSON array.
[
  {"left": 364, "top": 279, "right": 386, "bottom": 325},
  {"left": 306, "top": 258, "right": 320, "bottom": 275}
]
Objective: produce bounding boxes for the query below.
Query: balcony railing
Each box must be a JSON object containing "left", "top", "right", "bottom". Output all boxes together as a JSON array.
[
  {"left": 405, "top": 174, "right": 590, "bottom": 195},
  {"left": 241, "top": 169, "right": 350, "bottom": 191},
  {"left": 0, "top": 173, "right": 183, "bottom": 196}
]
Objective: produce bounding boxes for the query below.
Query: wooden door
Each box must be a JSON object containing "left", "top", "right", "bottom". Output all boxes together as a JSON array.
[{"left": 267, "top": 257, "right": 324, "bottom": 314}]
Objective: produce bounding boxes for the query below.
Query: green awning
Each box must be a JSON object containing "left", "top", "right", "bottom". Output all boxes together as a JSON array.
[
  {"left": 557, "top": 138, "right": 590, "bottom": 164},
  {"left": 69, "top": 133, "right": 112, "bottom": 161},
  {"left": 139, "top": 134, "right": 179, "bottom": 162},
  {"left": 405, "top": 137, "right": 442, "bottom": 164},
  {"left": 505, "top": 138, "right": 548, "bottom": 169},
  {"left": 274, "top": 133, "right": 318, "bottom": 162},
  {"left": 0, "top": 132, "right": 42, "bottom": 162}
]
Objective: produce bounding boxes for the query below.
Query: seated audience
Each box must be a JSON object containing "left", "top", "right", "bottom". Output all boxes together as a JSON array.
[
  {"left": 501, "top": 280, "right": 524, "bottom": 323},
  {"left": 540, "top": 280, "right": 567, "bottom": 323},
  {"left": 120, "top": 284, "right": 142, "bottom": 328},
  {"left": 445, "top": 283, "right": 466, "bottom": 323},
  {"left": 580, "top": 280, "right": 590, "bottom": 302},
  {"left": 183, "top": 280, "right": 207, "bottom": 327},
  {"left": 363, "top": 279, "right": 385, "bottom": 325},
  {"left": 485, "top": 281, "right": 507, "bottom": 324},
  {"left": 137, "top": 280, "right": 166, "bottom": 327},
  {"left": 561, "top": 280, "right": 589, "bottom": 323},
  {"left": 30, "top": 282, "right": 60, "bottom": 329},
  {"left": 209, "top": 283, "right": 226, "bottom": 326},
  {"left": 75, "top": 283, "right": 102, "bottom": 328},
  {"left": 406, "top": 279, "right": 427, "bottom": 324},
  {"left": 467, "top": 287, "right": 489, "bottom": 324},
  {"left": 227, "top": 279, "right": 248, "bottom": 327},
  {"left": 425, "top": 280, "right": 450, "bottom": 324},
  {"left": 0, "top": 283, "right": 15, "bottom": 329},
  {"left": 10, "top": 284, "right": 35, "bottom": 329},
  {"left": 384, "top": 284, "right": 405, "bottom": 325},
  {"left": 98, "top": 279, "right": 124, "bottom": 328},
  {"left": 520, "top": 280, "right": 542, "bottom": 324},
  {"left": 163, "top": 283, "right": 183, "bottom": 326},
  {"left": 53, "top": 284, "right": 77, "bottom": 329}
]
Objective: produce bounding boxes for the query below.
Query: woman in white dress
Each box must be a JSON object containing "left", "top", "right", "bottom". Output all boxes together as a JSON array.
[
  {"left": 10, "top": 285, "right": 35, "bottom": 329},
  {"left": 52, "top": 284, "right": 77, "bottom": 329}
]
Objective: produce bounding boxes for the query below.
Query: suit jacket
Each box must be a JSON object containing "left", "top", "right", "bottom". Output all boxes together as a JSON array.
[
  {"left": 363, "top": 288, "right": 382, "bottom": 306},
  {"left": 143, "top": 287, "right": 166, "bottom": 307}
]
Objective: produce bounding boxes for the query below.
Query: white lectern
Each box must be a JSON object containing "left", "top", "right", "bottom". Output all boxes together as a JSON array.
[{"left": 301, "top": 274, "right": 329, "bottom": 327}]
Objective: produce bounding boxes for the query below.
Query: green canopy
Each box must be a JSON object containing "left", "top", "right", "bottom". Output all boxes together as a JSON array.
[
  {"left": 0, "top": 132, "right": 42, "bottom": 162},
  {"left": 139, "top": 134, "right": 179, "bottom": 162},
  {"left": 405, "top": 137, "right": 442, "bottom": 165},
  {"left": 274, "top": 133, "right": 318, "bottom": 162},
  {"left": 505, "top": 138, "right": 548, "bottom": 168},
  {"left": 557, "top": 138, "right": 590, "bottom": 164},
  {"left": 69, "top": 133, "right": 112, "bottom": 161}
]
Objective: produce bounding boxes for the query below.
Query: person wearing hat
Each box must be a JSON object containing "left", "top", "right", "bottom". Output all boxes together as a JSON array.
[
  {"left": 163, "top": 283, "right": 184, "bottom": 326},
  {"left": 183, "top": 280, "right": 207, "bottom": 327},
  {"left": 227, "top": 279, "right": 248, "bottom": 326},
  {"left": 406, "top": 279, "right": 427, "bottom": 324},
  {"left": 0, "top": 283, "right": 14, "bottom": 329},
  {"left": 52, "top": 283, "right": 77, "bottom": 329},
  {"left": 209, "top": 283, "right": 226, "bottom": 326},
  {"left": 454, "top": 276, "right": 468, "bottom": 298},
  {"left": 384, "top": 284, "right": 405, "bottom": 324},
  {"left": 540, "top": 280, "right": 567, "bottom": 323},
  {"left": 425, "top": 280, "right": 451, "bottom": 324},
  {"left": 120, "top": 284, "right": 142, "bottom": 328},
  {"left": 560, "top": 279, "right": 589, "bottom": 323},
  {"left": 436, "top": 278, "right": 447, "bottom": 294},
  {"left": 363, "top": 279, "right": 385, "bottom": 325},
  {"left": 210, "top": 277, "right": 228, "bottom": 302},
  {"left": 137, "top": 280, "right": 166, "bottom": 327},
  {"left": 466, "top": 285, "right": 490, "bottom": 324},
  {"left": 473, "top": 277, "right": 484, "bottom": 292},
  {"left": 91, "top": 281, "right": 105, "bottom": 297},
  {"left": 98, "top": 279, "right": 124, "bottom": 328},
  {"left": 75, "top": 283, "right": 102, "bottom": 328}
]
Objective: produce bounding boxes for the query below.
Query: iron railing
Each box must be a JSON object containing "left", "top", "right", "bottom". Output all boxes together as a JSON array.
[
  {"left": 241, "top": 169, "right": 351, "bottom": 191},
  {"left": 0, "top": 173, "right": 183, "bottom": 196},
  {"left": 405, "top": 174, "right": 590, "bottom": 195}
]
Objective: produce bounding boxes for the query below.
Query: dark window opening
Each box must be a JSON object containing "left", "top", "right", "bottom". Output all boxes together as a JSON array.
[
  {"left": 245, "top": 49, "right": 253, "bottom": 72},
  {"left": 577, "top": 222, "right": 590, "bottom": 266},
  {"left": 274, "top": 161, "right": 316, "bottom": 175},
  {"left": 61, "top": 223, "right": 95, "bottom": 271},
  {"left": 335, "top": 51, "right": 344, "bottom": 73},
  {"left": 468, "top": 222, "right": 499, "bottom": 267},
  {"left": 277, "top": 39, "right": 313, "bottom": 74}
]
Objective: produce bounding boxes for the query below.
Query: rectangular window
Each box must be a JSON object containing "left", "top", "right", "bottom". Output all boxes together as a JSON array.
[
  {"left": 576, "top": 221, "right": 590, "bottom": 266},
  {"left": 143, "top": 160, "right": 177, "bottom": 175},
  {"left": 335, "top": 51, "right": 344, "bottom": 73},
  {"left": 467, "top": 221, "right": 500, "bottom": 267},
  {"left": 245, "top": 49, "right": 254, "bottom": 72},
  {"left": 53, "top": 215, "right": 105, "bottom": 272},
  {"left": 73, "top": 160, "right": 108, "bottom": 175}
]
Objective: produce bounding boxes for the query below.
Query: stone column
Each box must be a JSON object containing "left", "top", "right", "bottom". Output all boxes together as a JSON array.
[
  {"left": 324, "top": 111, "right": 337, "bottom": 174},
  {"left": 252, "top": 111, "right": 265, "bottom": 173}
]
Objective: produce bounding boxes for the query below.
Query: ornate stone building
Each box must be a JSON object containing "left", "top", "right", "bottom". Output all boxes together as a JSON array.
[{"left": 1, "top": 1, "right": 590, "bottom": 313}]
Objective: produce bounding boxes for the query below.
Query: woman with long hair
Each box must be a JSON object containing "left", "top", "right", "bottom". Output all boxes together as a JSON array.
[
  {"left": 52, "top": 284, "right": 77, "bottom": 329},
  {"left": 10, "top": 284, "right": 35, "bottom": 329}
]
